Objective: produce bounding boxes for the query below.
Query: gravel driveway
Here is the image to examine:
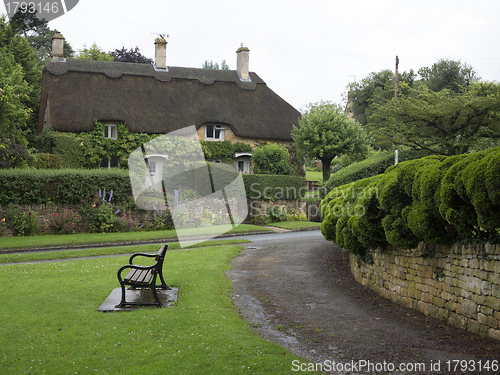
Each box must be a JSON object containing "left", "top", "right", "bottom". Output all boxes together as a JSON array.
[{"left": 227, "top": 235, "right": 500, "bottom": 374}]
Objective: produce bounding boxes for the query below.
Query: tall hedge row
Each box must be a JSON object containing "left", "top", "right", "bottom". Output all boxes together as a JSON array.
[
  {"left": 0, "top": 169, "right": 307, "bottom": 205},
  {"left": 320, "top": 147, "right": 500, "bottom": 255}
]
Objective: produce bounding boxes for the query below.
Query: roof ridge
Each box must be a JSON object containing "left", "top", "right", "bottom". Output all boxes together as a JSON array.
[{"left": 44, "top": 59, "right": 264, "bottom": 90}]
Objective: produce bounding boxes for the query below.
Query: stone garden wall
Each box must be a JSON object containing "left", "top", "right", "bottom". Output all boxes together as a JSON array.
[{"left": 350, "top": 242, "right": 500, "bottom": 340}]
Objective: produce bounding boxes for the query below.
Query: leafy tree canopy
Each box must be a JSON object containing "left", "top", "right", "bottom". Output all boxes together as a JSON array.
[
  {"left": 202, "top": 59, "right": 229, "bottom": 70},
  {"left": 367, "top": 82, "right": 500, "bottom": 156},
  {"left": 347, "top": 59, "right": 480, "bottom": 128},
  {"left": 293, "top": 102, "right": 370, "bottom": 182},
  {"left": 76, "top": 42, "right": 113, "bottom": 61},
  {"left": 0, "top": 14, "right": 41, "bottom": 144},
  {"left": 109, "top": 46, "right": 153, "bottom": 64},
  {"left": 418, "top": 59, "right": 480, "bottom": 93}
]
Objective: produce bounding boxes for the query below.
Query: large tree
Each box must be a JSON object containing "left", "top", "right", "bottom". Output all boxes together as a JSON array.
[
  {"left": 293, "top": 102, "right": 370, "bottom": 182},
  {"left": 0, "top": 14, "right": 41, "bottom": 144},
  {"left": 368, "top": 82, "right": 500, "bottom": 155},
  {"left": 0, "top": 47, "right": 32, "bottom": 168},
  {"left": 347, "top": 69, "right": 417, "bottom": 126},
  {"left": 109, "top": 46, "right": 153, "bottom": 64}
]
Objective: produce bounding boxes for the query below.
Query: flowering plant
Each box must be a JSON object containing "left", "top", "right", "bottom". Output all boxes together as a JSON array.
[
  {"left": 3, "top": 204, "right": 40, "bottom": 236},
  {"left": 51, "top": 209, "right": 81, "bottom": 234}
]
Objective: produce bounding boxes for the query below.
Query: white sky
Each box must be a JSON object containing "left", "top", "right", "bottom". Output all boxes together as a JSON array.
[{"left": 2, "top": 0, "right": 500, "bottom": 112}]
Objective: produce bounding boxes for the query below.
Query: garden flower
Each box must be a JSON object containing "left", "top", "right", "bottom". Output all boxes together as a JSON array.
[{"left": 1, "top": 217, "right": 5, "bottom": 222}]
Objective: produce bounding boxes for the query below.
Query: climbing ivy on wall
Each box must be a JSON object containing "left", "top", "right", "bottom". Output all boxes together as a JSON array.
[
  {"left": 200, "top": 140, "right": 253, "bottom": 162},
  {"left": 37, "top": 122, "right": 255, "bottom": 169},
  {"left": 37, "top": 122, "right": 159, "bottom": 169},
  {"left": 78, "top": 122, "right": 159, "bottom": 169}
]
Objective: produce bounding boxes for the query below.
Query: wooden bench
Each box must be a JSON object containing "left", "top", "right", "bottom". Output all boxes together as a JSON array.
[{"left": 115, "top": 244, "right": 170, "bottom": 308}]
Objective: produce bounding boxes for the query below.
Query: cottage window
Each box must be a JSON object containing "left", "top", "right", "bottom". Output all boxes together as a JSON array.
[
  {"left": 104, "top": 123, "right": 118, "bottom": 139},
  {"left": 100, "top": 158, "right": 119, "bottom": 169},
  {"left": 205, "top": 124, "right": 225, "bottom": 140}
]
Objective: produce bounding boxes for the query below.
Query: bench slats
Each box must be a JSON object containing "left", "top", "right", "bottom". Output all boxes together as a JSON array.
[{"left": 125, "top": 269, "right": 152, "bottom": 285}]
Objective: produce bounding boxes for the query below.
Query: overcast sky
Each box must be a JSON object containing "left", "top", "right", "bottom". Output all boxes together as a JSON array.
[{"left": 2, "top": 0, "right": 500, "bottom": 112}]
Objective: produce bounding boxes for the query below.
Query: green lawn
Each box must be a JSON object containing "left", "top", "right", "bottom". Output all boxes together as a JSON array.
[
  {"left": 267, "top": 221, "right": 321, "bottom": 230},
  {"left": 0, "top": 239, "right": 250, "bottom": 264},
  {"left": 0, "top": 244, "right": 320, "bottom": 374},
  {"left": 0, "top": 224, "right": 272, "bottom": 251},
  {"left": 305, "top": 170, "right": 322, "bottom": 182}
]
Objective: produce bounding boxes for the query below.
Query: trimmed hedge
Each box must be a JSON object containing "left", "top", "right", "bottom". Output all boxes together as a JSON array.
[
  {"left": 0, "top": 169, "right": 132, "bottom": 205},
  {"left": 320, "top": 147, "right": 500, "bottom": 255},
  {"left": 324, "top": 149, "right": 428, "bottom": 190},
  {"left": 0, "top": 169, "right": 307, "bottom": 205}
]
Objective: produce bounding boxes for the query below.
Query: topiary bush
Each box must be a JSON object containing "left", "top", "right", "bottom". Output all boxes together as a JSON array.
[{"left": 320, "top": 146, "right": 500, "bottom": 255}]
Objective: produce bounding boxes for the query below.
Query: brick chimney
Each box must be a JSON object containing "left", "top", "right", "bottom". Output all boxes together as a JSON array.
[
  {"left": 236, "top": 44, "right": 250, "bottom": 81},
  {"left": 52, "top": 33, "right": 65, "bottom": 62},
  {"left": 155, "top": 37, "right": 168, "bottom": 70}
]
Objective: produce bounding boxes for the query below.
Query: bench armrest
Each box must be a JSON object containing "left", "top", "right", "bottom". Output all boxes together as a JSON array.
[{"left": 129, "top": 252, "right": 156, "bottom": 264}]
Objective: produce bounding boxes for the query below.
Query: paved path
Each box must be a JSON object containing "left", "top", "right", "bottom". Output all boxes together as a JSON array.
[{"left": 228, "top": 232, "right": 500, "bottom": 374}]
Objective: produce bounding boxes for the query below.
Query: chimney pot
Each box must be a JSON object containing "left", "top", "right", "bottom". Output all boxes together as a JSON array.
[
  {"left": 236, "top": 44, "right": 250, "bottom": 81},
  {"left": 52, "top": 33, "right": 65, "bottom": 62},
  {"left": 155, "top": 37, "right": 168, "bottom": 70}
]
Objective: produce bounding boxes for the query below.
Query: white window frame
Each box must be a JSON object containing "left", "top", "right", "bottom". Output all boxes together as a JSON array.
[
  {"left": 205, "top": 124, "right": 225, "bottom": 140},
  {"left": 103, "top": 123, "right": 118, "bottom": 140}
]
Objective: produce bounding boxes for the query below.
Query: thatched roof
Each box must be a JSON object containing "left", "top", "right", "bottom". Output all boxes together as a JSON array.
[{"left": 39, "top": 59, "right": 300, "bottom": 140}]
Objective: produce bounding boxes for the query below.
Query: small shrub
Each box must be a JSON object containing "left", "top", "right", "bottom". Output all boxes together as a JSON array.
[
  {"left": 252, "top": 143, "right": 294, "bottom": 176},
  {"left": 267, "top": 203, "right": 288, "bottom": 223}
]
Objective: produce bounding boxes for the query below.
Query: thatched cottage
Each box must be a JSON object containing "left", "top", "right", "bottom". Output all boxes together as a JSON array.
[{"left": 39, "top": 36, "right": 300, "bottom": 173}]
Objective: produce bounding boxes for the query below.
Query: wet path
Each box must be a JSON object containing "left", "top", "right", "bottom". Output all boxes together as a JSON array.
[{"left": 228, "top": 234, "right": 500, "bottom": 374}]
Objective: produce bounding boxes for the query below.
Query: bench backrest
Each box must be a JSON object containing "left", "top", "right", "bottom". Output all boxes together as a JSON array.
[{"left": 155, "top": 244, "right": 168, "bottom": 262}]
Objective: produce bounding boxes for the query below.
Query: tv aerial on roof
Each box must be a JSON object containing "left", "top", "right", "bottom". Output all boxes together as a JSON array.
[{"left": 151, "top": 33, "right": 170, "bottom": 39}]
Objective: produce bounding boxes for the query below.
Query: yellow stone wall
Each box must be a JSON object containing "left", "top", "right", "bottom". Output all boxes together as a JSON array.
[
  {"left": 196, "top": 125, "right": 292, "bottom": 149},
  {"left": 350, "top": 243, "right": 500, "bottom": 340}
]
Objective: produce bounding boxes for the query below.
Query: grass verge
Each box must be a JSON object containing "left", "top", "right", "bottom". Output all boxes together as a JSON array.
[
  {"left": 0, "top": 244, "right": 320, "bottom": 374},
  {"left": 268, "top": 221, "right": 321, "bottom": 230},
  {"left": 0, "top": 224, "right": 271, "bottom": 251},
  {"left": 0, "top": 239, "right": 251, "bottom": 264}
]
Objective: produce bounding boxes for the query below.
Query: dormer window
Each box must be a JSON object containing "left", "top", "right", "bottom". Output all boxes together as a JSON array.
[
  {"left": 104, "top": 123, "right": 117, "bottom": 139},
  {"left": 205, "top": 124, "right": 225, "bottom": 140}
]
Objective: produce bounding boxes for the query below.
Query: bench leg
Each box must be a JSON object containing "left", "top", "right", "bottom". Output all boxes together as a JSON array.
[
  {"left": 115, "top": 283, "right": 128, "bottom": 308},
  {"left": 158, "top": 272, "right": 171, "bottom": 290},
  {"left": 151, "top": 285, "right": 163, "bottom": 307}
]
